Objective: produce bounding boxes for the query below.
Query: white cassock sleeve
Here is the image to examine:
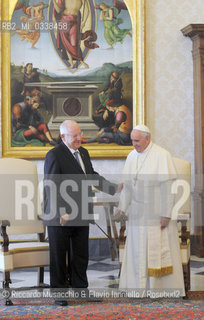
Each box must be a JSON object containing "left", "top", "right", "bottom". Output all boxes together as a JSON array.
[
  {"left": 118, "top": 184, "right": 132, "bottom": 213},
  {"left": 160, "top": 180, "right": 176, "bottom": 218}
]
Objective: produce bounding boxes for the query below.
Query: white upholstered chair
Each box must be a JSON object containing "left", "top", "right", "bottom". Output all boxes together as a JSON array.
[{"left": 0, "top": 158, "right": 49, "bottom": 305}]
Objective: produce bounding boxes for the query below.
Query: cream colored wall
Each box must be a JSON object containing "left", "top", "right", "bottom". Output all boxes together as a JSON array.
[{"left": 146, "top": 0, "right": 200, "bottom": 166}]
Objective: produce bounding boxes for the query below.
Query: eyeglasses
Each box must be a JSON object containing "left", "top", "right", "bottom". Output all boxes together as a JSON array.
[{"left": 64, "top": 132, "right": 83, "bottom": 139}]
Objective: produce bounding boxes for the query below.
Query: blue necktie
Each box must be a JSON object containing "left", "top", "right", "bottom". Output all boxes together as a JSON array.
[{"left": 74, "top": 151, "right": 81, "bottom": 167}]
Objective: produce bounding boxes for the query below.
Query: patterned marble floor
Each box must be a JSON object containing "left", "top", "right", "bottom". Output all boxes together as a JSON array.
[
  {"left": 0, "top": 255, "right": 203, "bottom": 292},
  {"left": 0, "top": 258, "right": 120, "bottom": 290},
  {"left": 190, "top": 255, "right": 204, "bottom": 291}
]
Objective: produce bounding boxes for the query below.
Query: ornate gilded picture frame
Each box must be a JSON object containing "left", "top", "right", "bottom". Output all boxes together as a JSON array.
[{"left": 1, "top": 0, "right": 145, "bottom": 159}]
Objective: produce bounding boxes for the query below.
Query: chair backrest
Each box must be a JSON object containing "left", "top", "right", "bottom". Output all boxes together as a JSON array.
[
  {"left": 172, "top": 157, "right": 191, "bottom": 216},
  {"left": 0, "top": 158, "right": 44, "bottom": 235},
  {"left": 173, "top": 157, "right": 191, "bottom": 175}
]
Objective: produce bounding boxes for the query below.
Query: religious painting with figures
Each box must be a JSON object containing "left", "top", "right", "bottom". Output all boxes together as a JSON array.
[{"left": 1, "top": 0, "right": 145, "bottom": 158}]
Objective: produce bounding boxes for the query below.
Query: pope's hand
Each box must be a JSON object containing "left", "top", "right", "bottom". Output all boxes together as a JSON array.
[
  {"left": 114, "top": 208, "right": 127, "bottom": 222},
  {"left": 160, "top": 217, "right": 170, "bottom": 229},
  {"left": 60, "top": 214, "right": 69, "bottom": 226},
  {"left": 115, "top": 208, "right": 124, "bottom": 215},
  {"left": 116, "top": 183, "right": 123, "bottom": 193}
]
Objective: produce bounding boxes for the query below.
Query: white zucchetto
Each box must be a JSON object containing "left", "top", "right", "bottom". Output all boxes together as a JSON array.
[{"left": 133, "top": 124, "right": 150, "bottom": 133}]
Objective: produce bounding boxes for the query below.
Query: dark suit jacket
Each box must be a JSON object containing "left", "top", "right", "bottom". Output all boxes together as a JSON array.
[{"left": 44, "top": 142, "right": 116, "bottom": 226}]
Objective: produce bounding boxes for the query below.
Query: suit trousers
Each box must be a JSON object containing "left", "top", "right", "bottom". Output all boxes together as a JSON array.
[{"left": 48, "top": 225, "right": 89, "bottom": 288}]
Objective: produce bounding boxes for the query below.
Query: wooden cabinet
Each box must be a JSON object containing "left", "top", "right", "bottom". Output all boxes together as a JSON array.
[{"left": 181, "top": 24, "right": 204, "bottom": 257}]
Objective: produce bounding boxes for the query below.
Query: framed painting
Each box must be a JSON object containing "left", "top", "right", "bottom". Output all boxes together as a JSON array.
[{"left": 1, "top": 0, "right": 145, "bottom": 159}]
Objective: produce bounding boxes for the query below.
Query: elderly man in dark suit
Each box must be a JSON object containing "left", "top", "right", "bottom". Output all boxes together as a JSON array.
[{"left": 44, "top": 120, "right": 117, "bottom": 306}]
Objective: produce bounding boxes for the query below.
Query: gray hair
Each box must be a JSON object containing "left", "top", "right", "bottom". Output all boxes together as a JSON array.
[
  {"left": 141, "top": 131, "right": 151, "bottom": 138},
  {"left": 60, "top": 120, "right": 78, "bottom": 135}
]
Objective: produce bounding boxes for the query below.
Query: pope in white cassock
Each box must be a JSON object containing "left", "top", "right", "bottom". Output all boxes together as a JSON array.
[{"left": 116, "top": 125, "right": 185, "bottom": 297}]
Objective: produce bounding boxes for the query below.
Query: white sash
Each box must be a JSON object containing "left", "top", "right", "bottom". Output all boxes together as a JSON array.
[{"left": 147, "top": 225, "right": 173, "bottom": 277}]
